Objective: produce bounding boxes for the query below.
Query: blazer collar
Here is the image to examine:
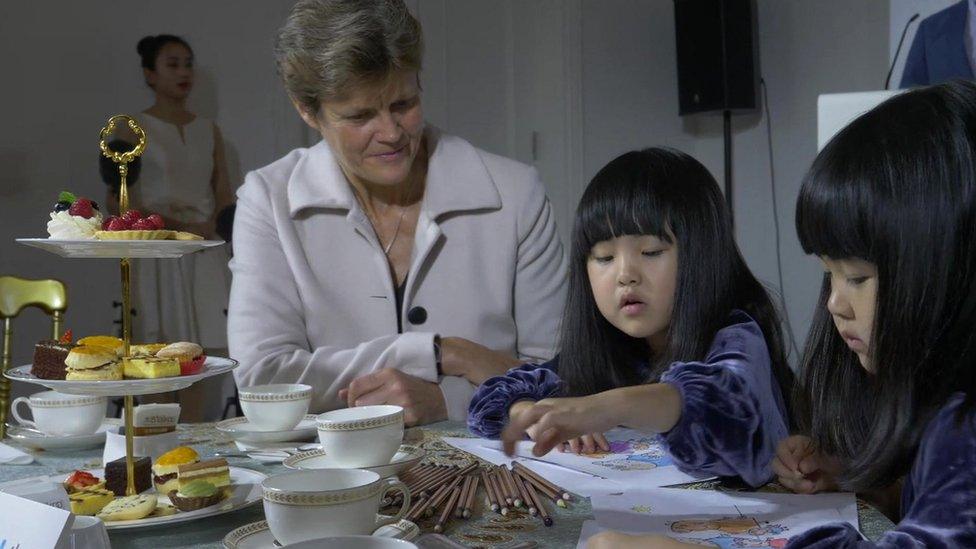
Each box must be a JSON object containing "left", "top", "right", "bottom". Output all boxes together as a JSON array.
[{"left": 287, "top": 126, "right": 502, "bottom": 218}]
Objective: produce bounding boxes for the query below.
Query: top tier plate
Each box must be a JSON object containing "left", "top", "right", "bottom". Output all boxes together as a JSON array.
[{"left": 16, "top": 238, "right": 225, "bottom": 259}]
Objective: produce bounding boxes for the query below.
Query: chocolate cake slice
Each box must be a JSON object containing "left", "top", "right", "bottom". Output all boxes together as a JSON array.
[
  {"left": 32, "top": 340, "right": 76, "bottom": 379},
  {"left": 105, "top": 456, "right": 152, "bottom": 496}
]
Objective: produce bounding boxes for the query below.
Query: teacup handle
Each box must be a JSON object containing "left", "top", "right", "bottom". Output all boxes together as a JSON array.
[
  {"left": 374, "top": 478, "right": 410, "bottom": 529},
  {"left": 10, "top": 397, "right": 36, "bottom": 429}
]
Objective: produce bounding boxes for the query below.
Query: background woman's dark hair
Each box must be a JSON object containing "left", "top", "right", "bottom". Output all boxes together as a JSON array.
[
  {"left": 794, "top": 79, "right": 976, "bottom": 491},
  {"left": 558, "top": 148, "right": 793, "bottom": 415},
  {"left": 99, "top": 140, "right": 141, "bottom": 197},
  {"left": 137, "top": 34, "right": 193, "bottom": 74}
]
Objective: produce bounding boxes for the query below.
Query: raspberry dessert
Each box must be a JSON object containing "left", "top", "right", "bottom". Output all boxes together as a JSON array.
[
  {"left": 95, "top": 209, "right": 177, "bottom": 240},
  {"left": 46, "top": 191, "right": 103, "bottom": 239}
]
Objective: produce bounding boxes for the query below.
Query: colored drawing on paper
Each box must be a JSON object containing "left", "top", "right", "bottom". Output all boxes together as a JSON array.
[
  {"left": 582, "top": 437, "right": 674, "bottom": 471},
  {"left": 668, "top": 517, "right": 789, "bottom": 548}
]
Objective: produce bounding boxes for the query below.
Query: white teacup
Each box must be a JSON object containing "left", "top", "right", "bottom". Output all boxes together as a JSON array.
[
  {"left": 316, "top": 405, "right": 404, "bottom": 468},
  {"left": 239, "top": 383, "right": 312, "bottom": 431},
  {"left": 11, "top": 391, "right": 105, "bottom": 436},
  {"left": 262, "top": 469, "right": 411, "bottom": 546},
  {"left": 67, "top": 516, "right": 111, "bottom": 549},
  {"left": 284, "top": 537, "right": 418, "bottom": 549}
]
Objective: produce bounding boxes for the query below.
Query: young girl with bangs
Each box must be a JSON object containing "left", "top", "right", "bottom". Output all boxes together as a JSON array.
[
  {"left": 585, "top": 81, "right": 976, "bottom": 549},
  {"left": 467, "top": 148, "right": 794, "bottom": 488}
]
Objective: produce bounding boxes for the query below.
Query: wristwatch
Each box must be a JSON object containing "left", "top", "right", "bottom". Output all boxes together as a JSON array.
[{"left": 433, "top": 335, "right": 443, "bottom": 375}]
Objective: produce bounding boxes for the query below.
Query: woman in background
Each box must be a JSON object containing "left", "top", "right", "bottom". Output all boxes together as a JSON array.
[{"left": 114, "top": 34, "right": 235, "bottom": 420}]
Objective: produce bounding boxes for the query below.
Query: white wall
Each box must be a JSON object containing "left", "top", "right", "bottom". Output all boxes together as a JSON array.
[
  {"left": 579, "top": 0, "right": 890, "bottom": 360},
  {"left": 0, "top": 1, "right": 302, "bottom": 399}
]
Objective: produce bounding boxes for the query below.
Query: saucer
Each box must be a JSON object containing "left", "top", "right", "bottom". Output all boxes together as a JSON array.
[
  {"left": 282, "top": 445, "right": 424, "bottom": 478},
  {"left": 216, "top": 415, "right": 318, "bottom": 443},
  {"left": 223, "top": 519, "right": 419, "bottom": 548},
  {"left": 6, "top": 418, "right": 121, "bottom": 451}
]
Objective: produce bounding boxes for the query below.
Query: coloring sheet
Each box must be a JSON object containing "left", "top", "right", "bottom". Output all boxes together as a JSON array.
[
  {"left": 577, "top": 487, "right": 858, "bottom": 548},
  {"left": 442, "top": 427, "right": 711, "bottom": 496}
]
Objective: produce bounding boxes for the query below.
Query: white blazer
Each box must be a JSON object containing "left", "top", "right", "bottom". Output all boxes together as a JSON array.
[{"left": 229, "top": 129, "right": 568, "bottom": 420}]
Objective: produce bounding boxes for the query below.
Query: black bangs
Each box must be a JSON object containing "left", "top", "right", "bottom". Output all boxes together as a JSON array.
[
  {"left": 795, "top": 128, "right": 880, "bottom": 263},
  {"left": 573, "top": 150, "right": 672, "bottom": 257}
]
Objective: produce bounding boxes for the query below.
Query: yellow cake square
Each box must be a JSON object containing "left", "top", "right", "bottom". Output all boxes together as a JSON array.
[{"left": 123, "top": 356, "right": 180, "bottom": 379}]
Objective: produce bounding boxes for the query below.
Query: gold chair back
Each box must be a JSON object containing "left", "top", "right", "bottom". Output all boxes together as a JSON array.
[{"left": 0, "top": 276, "right": 68, "bottom": 438}]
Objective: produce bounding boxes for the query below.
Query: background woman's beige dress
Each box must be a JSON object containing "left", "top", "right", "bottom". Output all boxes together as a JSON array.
[{"left": 131, "top": 114, "right": 233, "bottom": 419}]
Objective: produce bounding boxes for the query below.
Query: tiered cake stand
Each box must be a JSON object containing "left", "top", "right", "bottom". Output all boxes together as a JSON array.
[{"left": 8, "top": 115, "right": 238, "bottom": 497}]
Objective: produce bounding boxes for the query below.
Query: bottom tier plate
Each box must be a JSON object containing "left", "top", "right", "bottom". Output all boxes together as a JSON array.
[{"left": 0, "top": 465, "right": 265, "bottom": 531}]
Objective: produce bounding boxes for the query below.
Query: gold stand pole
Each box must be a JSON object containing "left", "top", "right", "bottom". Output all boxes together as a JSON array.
[
  {"left": 121, "top": 258, "right": 134, "bottom": 496},
  {"left": 100, "top": 115, "right": 146, "bottom": 498}
]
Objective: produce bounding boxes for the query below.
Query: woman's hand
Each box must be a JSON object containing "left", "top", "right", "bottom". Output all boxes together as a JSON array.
[
  {"left": 501, "top": 394, "right": 616, "bottom": 457},
  {"left": 439, "top": 337, "right": 521, "bottom": 385},
  {"left": 339, "top": 368, "right": 447, "bottom": 426},
  {"left": 559, "top": 432, "right": 610, "bottom": 455},
  {"left": 587, "top": 532, "right": 700, "bottom": 549},
  {"left": 772, "top": 435, "right": 842, "bottom": 493}
]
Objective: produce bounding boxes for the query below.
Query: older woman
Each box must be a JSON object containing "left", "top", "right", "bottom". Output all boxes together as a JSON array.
[{"left": 229, "top": 0, "right": 567, "bottom": 425}]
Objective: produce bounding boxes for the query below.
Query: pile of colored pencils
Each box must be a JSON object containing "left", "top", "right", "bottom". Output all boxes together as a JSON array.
[{"left": 396, "top": 460, "right": 575, "bottom": 533}]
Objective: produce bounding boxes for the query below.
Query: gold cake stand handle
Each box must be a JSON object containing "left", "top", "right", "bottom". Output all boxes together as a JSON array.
[{"left": 99, "top": 115, "right": 147, "bottom": 497}]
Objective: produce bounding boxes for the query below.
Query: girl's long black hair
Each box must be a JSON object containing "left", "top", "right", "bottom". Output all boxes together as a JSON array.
[
  {"left": 795, "top": 80, "right": 976, "bottom": 490},
  {"left": 558, "top": 148, "right": 793, "bottom": 412}
]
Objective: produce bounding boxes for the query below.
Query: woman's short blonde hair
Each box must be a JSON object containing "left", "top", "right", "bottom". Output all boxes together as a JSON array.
[{"left": 275, "top": 0, "right": 423, "bottom": 114}]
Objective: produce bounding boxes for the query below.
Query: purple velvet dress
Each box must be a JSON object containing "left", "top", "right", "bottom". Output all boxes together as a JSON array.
[
  {"left": 785, "top": 393, "right": 976, "bottom": 548},
  {"left": 467, "top": 310, "right": 789, "bottom": 487}
]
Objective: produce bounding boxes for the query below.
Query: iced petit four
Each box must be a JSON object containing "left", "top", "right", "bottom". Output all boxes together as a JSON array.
[
  {"left": 152, "top": 446, "right": 199, "bottom": 494},
  {"left": 177, "top": 458, "right": 230, "bottom": 490}
]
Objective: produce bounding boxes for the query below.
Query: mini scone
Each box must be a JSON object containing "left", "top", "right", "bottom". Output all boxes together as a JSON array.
[
  {"left": 76, "top": 335, "right": 124, "bottom": 356},
  {"left": 65, "top": 345, "right": 117, "bottom": 370},
  {"left": 96, "top": 494, "right": 158, "bottom": 521},
  {"left": 65, "top": 345, "right": 122, "bottom": 380},
  {"left": 153, "top": 446, "right": 200, "bottom": 494},
  {"left": 177, "top": 458, "right": 230, "bottom": 490},
  {"left": 123, "top": 356, "right": 180, "bottom": 379}
]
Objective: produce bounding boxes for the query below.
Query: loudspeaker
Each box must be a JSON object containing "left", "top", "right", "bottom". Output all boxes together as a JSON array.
[{"left": 673, "top": 0, "right": 758, "bottom": 115}]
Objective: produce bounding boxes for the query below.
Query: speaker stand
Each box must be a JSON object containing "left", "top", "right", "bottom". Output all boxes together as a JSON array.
[{"left": 723, "top": 109, "right": 734, "bottom": 226}]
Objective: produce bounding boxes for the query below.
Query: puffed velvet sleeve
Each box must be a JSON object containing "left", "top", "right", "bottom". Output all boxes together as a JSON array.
[
  {"left": 785, "top": 394, "right": 976, "bottom": 548},
  {"left": 658, "top": 311, "right": 788, "bottom": 487},
  {"left": 467, "top": 357, "right": 564, "bottom": 439}
]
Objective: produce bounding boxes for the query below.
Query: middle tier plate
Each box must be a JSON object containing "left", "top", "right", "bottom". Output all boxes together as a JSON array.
[{"left": 4, "top": 356, "right": 238, "bottom": 396}]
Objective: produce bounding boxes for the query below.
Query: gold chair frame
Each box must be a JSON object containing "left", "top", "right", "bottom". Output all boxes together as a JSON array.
[{"left": 0, "top": 276, "right": 68, "bottom": 439}]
